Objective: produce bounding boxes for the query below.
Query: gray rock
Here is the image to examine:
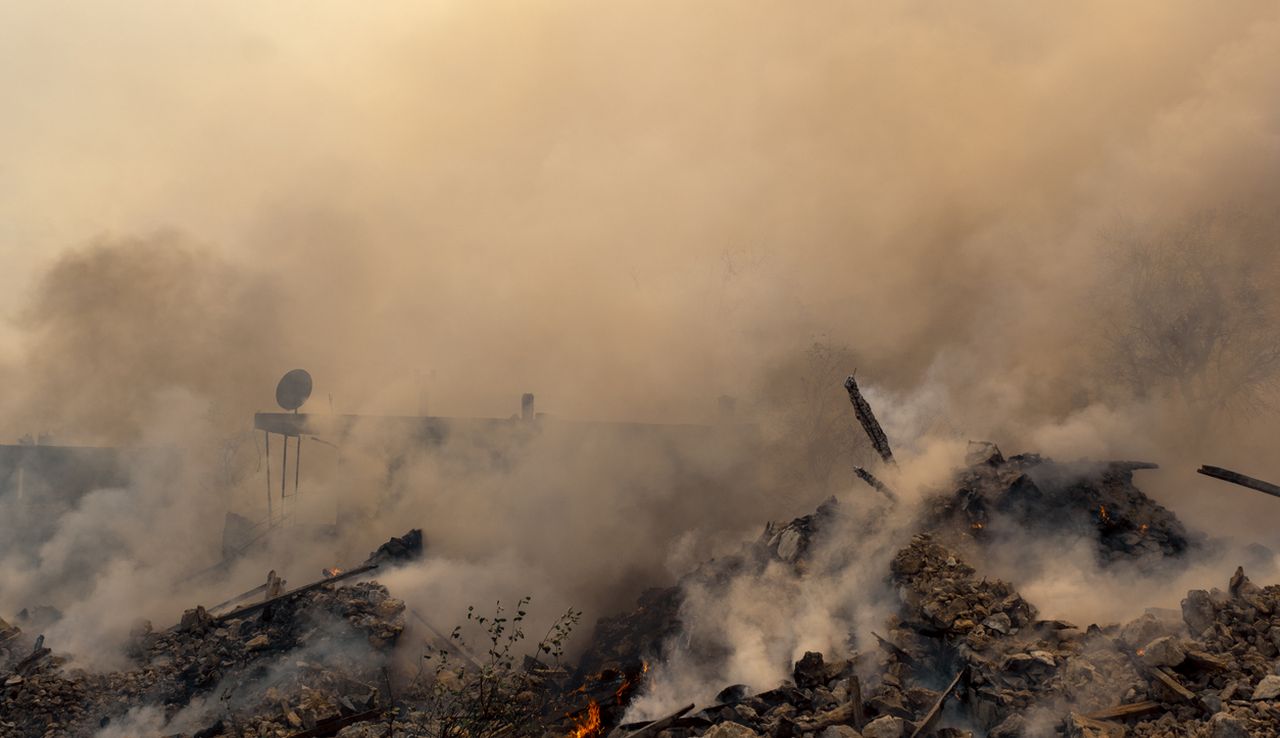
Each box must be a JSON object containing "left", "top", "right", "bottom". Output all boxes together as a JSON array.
[
  {"left": 983, "top": 612, "right": 1012, "bottom": 634},
  {"left": 861, "top": 716, "right": 904, "bottom": 738},
  {"left": 817, "top": 727, "right": 862, "bottom": 738},
  {"left": 702, "top": 723, "right": 762, "bottom": 738},
  {"left": 1209, "top": 712, "right": 1249, "bottom": 738},
  {"left": 1140, "top": 636, "right": 1186, "bottom": 668},
  {"left": 1182, "top": 590, "right": 1215, "bottom": 636},
  {"left": 1251, "top": 674, "right": 1280, "bottom": 700}
]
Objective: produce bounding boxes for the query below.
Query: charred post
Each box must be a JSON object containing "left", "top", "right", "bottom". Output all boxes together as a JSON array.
[
  {"left": 843, "top": 373, "right": 896, "bottom": 466},
  {"left": 1197, "top": 464, "right": 1280, "bottom": 499}
]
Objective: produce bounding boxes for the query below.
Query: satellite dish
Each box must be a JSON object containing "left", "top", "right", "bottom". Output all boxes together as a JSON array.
[{"left": 275, "top": 369, "right": 313, "bottom": 411}]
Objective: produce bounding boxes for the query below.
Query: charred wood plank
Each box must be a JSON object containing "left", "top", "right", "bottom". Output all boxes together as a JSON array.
[
  {"left": 1081, "top": 701, "right": 1162, "bottom": 721},
  {"left": 213, "top": 564, "right": 378, "bottom": 623},
  {"left": 13, "top": 646, "right": 50, "bottom": 676},
  {"left": 409, "top": 608, "right": 485, "bottom": 670},
  {"left": 285, "top": 708, "right": 381, "bottom": 738},
  {"left": 854, "top": 466, "right": 898, "bottom": 502},
  {"left": 614, "top": 704, "right": 695, "bottom": 738},
  {"left": 1197, "top": 465, "right": 1280, "bottom": 499},
  {"left": 844, "top": 374, "right": 895, "bottom": 466},
  {"left": 870, "top": 631, "right": 916, "bottom": 667},
  {"left": 907, "top": 669, "right": 964, "bottom": 738},
  {"left": 848, "top": 675, "right": 865, "bottom": 729},
  {"left": 1114, "top": 639, "right": 1202, "bottom": 711},
  {"left": 1109, "top": 461, "right": 1159, "bottom": 471}
]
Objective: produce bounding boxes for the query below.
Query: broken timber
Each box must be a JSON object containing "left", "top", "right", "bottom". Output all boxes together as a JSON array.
[
  {"left": 907, "top": 669, "right": 965, "bottom": 738},
  {"left": 1114, "top": 639, "right": 1202, "bottom": 711},
  {"left": 854, "top": 466, "right": 898, "bottom": 502},
  {"left": 844, "top": 374, "right": 895, "bottom": 466},
  {"left": 1197, "top": 465, "right": 1280, "bottom": 499},
  {"left": 1082, "top": 701, "right": 1162, "bottom": 721},
  {"left": 612, "top": 704, "right": 695, "bottom": 738},
  {"left": 214, "top": 564, "right": 378, "bottom": 623},
  {"left": 409, "top": 609, "right": 485, "bottom": 670}
]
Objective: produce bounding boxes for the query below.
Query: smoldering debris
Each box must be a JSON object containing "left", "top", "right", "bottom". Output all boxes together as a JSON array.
[
  {"left": 573, "top": 447, "right": 1280, "bottom": 738},
  {"left": 7, "top": 449, "right": 1280, "bottom": 738}
]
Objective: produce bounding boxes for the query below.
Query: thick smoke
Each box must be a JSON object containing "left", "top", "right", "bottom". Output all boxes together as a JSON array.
[{"left": 2, "top": 0, "right": 1280, "bottom": 689}]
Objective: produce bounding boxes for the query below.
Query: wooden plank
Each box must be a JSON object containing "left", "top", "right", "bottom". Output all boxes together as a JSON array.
[
  {"left": 843, "top": 374, "right": 896, "bottom": 466},
  {"left": 285, "top": 708, "right": 381, "bottom": 738},
  {"left": 214, "top": 564, "right": 378, "bottom": 623},
  {"left": 854, "top": 467, "right": 898, "bottom": 502},
  {"left": 617, "top": 705, "right": 694, "bottom": 738},
  {"left": 908, "top": 670, "right": 964, "bottom": 738},
  {"left": 1198, "top": 465, "right": 1280, "bottom": 499},
  {"left": 1082, "top": 701, "right": 1162, "bottom": 721}
]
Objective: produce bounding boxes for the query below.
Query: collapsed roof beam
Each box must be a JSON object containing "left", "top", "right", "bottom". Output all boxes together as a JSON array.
[{"left": 1197, "top": 465, "right": 1280, "bottom": 500}]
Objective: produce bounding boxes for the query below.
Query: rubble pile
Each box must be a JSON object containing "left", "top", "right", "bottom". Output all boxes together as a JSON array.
[
  {"left": 574, "top": 452, "right": 1280, "bottom": 738},
  {"left": 1, "top": 580, "right": 405, "bottom": 738},
  {"left": 609, "top": 530, "right": 1280, "bottom": 738},
  {"left": 924, "top": 447, "right": 1192, "bottom": 564}
]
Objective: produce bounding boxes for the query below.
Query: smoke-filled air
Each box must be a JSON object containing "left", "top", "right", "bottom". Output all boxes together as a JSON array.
[{"left": 3, "top": 3, "right": 1280, "bottom": 737}]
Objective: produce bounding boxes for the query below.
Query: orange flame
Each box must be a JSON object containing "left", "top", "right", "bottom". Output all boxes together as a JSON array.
[
  {"left": 568, "top": 700, "right": 601, "bottom": 738},
  {"left": 971, "top": 522, "right": 984, "bottom": 530},
  {"left": 614, "top": 661, "right": 650, "bottom": 701},
  {"left": 1098, "top": 505, "right": 1110, "bottom": 524},
  {"left": 1139, "top": 523, "right": 1149, "bottom": 534},
  {"left": 323, "top": 567, "right": 344, "bottom": 578}
]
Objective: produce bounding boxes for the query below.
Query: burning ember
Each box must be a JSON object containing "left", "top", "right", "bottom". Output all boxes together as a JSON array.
[
  {"left": 567, "top": 699, "right": 601, "bottom": 738},
  {"left": 323, "top": 567, "right": 344, "bottom": 578},
  {"left": 1098, "top": 503, "right": 1111, "bottom": 524}
]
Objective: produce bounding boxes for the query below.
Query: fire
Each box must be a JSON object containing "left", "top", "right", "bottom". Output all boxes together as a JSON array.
[
  {"left": 567, "top": 699, "right": 601, "bottom": 738},
  {"left": 1139, "top": 523, "right": 1149, "bottom": 534},
  {"left": 323, "top": 567, "right": 344, "bottom": 578},
  {"left": 970, "top": 522, "right": 984, "bottom": 530},
  {"left": 615, "top": 661, "right": 649, "bottom": 701},
  {"left": 1098, "top": 505, "right": 1111, "bottom": 524}
]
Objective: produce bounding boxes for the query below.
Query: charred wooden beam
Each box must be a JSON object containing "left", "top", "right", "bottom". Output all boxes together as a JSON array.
[
  {"left": 1082, "top": 701, "right": 1162, "bottom": 721},
  {"left": 908, "top": 669, "right": 964, "bottom": 738},
  {"left": 213, "top": 564, "right": 378, "bottom": 623},
  {"left": 1197, "top": 465, "right": 1280, "bottom": 499},
  {"left": 843, "top": 374, "right": 895, "bottom": 466},
  {"left": 854, "top": 466, "right": 898, "bottom": 502},
  {"left": 1110, "top": 461, "right": 1160, "bottom": 471},
  {"left": 848, "top": 675, "right": 865, "bottom": 730},
  {"left": 408, "top": 608, "right": 485, "bottom": 670},
  {"left": 285, "top": 708, "right": 381, "bottom": 738},
  {"left": 1113, "top": 639, "right": 1202, "bottom": 711},
  {"left": 870, "top": 631, "right": 916, "bottom": 666},
  {"left": 614, "top": 704, "right": 695, "bottom": 738}
]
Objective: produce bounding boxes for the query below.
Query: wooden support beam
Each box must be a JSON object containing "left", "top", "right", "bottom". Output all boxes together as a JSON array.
[
  {"left": 615, "top": 704, "right": 694, "bottom": 738},
  {"left": 1082, "top": 701, "right": 1162, "bottom": 721},
  {"left": 854, "top": 466, "right": 898, "bottom": 502},
  {"left": 1197, "top": 465, "right": 1280, "bottom": 499},
  {"left": 214, "top": 564, "right": 378, "bottom": 623},
  {"left": 844, "top": 374, "right": 896, "bottom": 466},
  {"left": 908, "top": 669, "right": 965, "bottom": 738}
]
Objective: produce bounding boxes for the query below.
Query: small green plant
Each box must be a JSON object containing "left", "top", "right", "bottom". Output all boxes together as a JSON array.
[{"left": 413, "top": 597, "right": 582, "bottom": 738}]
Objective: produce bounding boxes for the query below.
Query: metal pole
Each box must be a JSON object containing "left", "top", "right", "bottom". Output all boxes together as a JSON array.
[
  {"left": 264, "top": 431, "right": 273, "bottom": 523},
  {"left": 294, "top": 435, "right": 301, "bottom": 498}
]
